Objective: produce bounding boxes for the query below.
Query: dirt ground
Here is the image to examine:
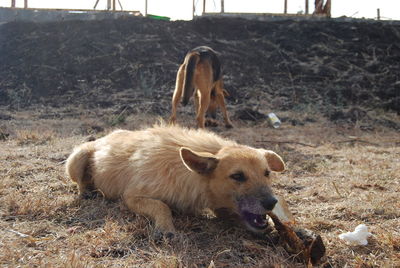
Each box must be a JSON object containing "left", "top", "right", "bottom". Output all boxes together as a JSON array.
[
  {"left": 0, "top": 111, "right": 399, "bottom": 267},
  {"left": 0, "top": 15, "right": 399, "bottom": 267}
]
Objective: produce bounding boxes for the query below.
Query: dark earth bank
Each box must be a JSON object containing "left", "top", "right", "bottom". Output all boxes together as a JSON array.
[{"left": 0, "top": 16, "right": 399, "bottom": 128}]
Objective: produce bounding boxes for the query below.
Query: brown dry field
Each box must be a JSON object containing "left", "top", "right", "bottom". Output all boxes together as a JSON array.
[{"left": 0, "top": 109, "right": 399, "bottom": 267}]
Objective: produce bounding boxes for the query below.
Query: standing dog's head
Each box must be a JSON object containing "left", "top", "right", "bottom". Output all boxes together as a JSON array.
[{"left": 180, "top": 146, "right": 285, "bottom": 232}]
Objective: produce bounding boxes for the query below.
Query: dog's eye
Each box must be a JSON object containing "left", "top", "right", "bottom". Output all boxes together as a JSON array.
[
  {"left": 230, "top": 172, "right": 246, "bottom": 182},
  {"left": 264, "top": 170, "right": 270, "bottom": 177}
]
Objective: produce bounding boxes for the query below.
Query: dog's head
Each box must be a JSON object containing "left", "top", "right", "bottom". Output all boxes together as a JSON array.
[{"left": 180, "top": 146, "right": 285, "bottom": 232}]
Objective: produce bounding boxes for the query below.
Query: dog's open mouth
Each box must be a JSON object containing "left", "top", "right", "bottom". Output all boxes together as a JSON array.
[
  {"left": 241, "top": 210, "right": 268, "bottom": 230},
  {"left": 237, "top": 196, "right": 269, "bottom": 231}
]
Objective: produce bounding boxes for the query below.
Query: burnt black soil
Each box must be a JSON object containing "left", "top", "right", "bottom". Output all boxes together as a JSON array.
[{"left": 0, "top": 16, "right": 399, "bottom": 124}]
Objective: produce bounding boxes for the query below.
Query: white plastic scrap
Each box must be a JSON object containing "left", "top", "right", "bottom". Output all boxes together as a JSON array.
[{"left": 338, "top": 224, "right": 372, "bottom": 245}]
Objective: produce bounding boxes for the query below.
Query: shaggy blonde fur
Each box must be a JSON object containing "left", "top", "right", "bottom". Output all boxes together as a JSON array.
[{"left": 66, "top": 124, "right": 285, "bottom": 234}]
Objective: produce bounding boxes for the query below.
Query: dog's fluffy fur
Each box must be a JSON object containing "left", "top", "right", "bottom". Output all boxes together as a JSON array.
[
  {"left": 169, "top": 46, "right": 233, "bottom": 128},
  {"left": 66, "top": 125, "right": 285, "bottom": 235}
]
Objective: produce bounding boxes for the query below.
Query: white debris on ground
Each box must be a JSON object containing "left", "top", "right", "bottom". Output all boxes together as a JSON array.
[{"left": 338, "top": 224, "right": 372, "bottom": 246}]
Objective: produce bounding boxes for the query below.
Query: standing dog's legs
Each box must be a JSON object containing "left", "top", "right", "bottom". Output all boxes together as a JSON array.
[
  {"left": 194, "top": 91, "right": 200, "bottom": 115},
  {"left": 195, "top": 64, "right": 213, "bottom": 128},
  {"left": 196, "top": 91, "right": 211, "bottom": 128},
  {"left": 216, "top": 91, "right": 233, "bottom": 128},
  {"left": 169, "top": 64, "right": 185, "bottom": 125}
]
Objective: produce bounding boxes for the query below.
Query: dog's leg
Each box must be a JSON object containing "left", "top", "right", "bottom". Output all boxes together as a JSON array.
[
  {"left": 169, "top": 64, "right": 185, "bottom": 125},
  {"left": 195, "top": 67, "right": 213, "bottom": 128},
  {"left": 196, "top": 90, "right": 211, "bottom": 128},
  {"left": 123, "top": 194, "right": 176, "bottom": 236},
  {"left": 207, "top": 89, "right": 218, "bottom": 119},
  {"left": 216, "top": 92, "right": 233, "bottom": 128}
]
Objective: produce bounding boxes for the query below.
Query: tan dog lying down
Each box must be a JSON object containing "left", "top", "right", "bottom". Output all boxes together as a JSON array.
[{"left": 66, "top": 125, "right": 285, "bottom": 236}]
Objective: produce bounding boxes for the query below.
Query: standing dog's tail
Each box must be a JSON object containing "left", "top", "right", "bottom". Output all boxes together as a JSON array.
[
  {"left": 66, "top": 141, "right": 96, "bottom": 195},
  {"left": 181, "top": 52, "right": 200, "bottom": 106}
]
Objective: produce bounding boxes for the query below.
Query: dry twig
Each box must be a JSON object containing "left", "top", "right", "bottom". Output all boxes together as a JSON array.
[{"left": 256, "top": 140, "right": 317, "bottom": 148}]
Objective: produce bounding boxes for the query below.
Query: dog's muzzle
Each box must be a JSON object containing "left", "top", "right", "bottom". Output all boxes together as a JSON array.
[
  {"left": 237, "top": 195, "right": 277, "bottom": 231},
  {"left": 261, "top": 196, "right": 278, "bottom": 211}
]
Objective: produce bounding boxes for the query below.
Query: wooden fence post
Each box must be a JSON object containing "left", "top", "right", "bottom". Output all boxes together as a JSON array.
[
  {"left": 284, "top": 0, "right": 287, "bottom": 14},
  {"left": 305, "top": 0, "right": 309, "bottom": 14}
]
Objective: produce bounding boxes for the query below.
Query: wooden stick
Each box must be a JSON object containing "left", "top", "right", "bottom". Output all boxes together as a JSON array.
[
  {"left": 335, "top": 139, "right": 379, "bottom": 146},
  {"left": 256, "top": 140, "right": 317, "bottom": 148}
]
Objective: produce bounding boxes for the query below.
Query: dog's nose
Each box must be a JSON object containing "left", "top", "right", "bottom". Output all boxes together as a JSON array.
[{"left": 261, "top": 196, "right": 278, "bottom": 211}]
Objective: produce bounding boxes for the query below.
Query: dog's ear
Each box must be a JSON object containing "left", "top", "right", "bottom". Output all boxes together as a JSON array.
[
  {"left": 180, "top": 147, "right": 219, "bottom": 174},
  {"left": 261, "top": 150, "right": 285, "bottom": 172}
]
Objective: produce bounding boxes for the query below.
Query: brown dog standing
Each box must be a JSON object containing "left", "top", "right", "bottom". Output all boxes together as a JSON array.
[
  {"left": 169, "top": 46, "right": 233, "bottom": 128},
  {"left": 66, "top": 124, "right": 285, "bottom": 237}
]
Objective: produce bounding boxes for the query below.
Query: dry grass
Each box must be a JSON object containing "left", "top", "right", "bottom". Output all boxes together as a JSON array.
[{"left": 0, "top": 109, "right": 399, "bottom": 267}]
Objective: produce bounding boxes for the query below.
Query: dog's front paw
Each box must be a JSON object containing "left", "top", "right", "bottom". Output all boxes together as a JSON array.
[
  {"left": 225, "top": 122, "right": 234, "bottom": 128},
  {"left": 168, "top": 116, "right": 177, "bottom": 125},
  {"left": 205, "top": 118, "right": 219, "bottom": 127},
  {"left": 152, "top": 229, "right": 176, "bottom": 243}
]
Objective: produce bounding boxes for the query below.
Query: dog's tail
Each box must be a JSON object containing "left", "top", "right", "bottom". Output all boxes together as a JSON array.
[
  {"left": 65, "top": 141, "right": 95, "bottom": 189},
  {"left": 181, "top": 52, "right": 200, "bottom": 106}
]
